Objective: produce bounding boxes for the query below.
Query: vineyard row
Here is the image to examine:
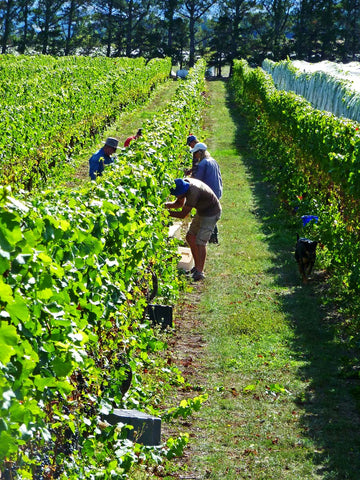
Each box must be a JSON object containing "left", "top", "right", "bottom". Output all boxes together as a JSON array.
[
  {"left": 230, "top": 59, "right": 360, "bottom": 331},
  {"left": 0, "top": 55, "right": 171, "bottom": 192},
  {"left": 0, "top": 59, "right": 207, "bottom": 478}
]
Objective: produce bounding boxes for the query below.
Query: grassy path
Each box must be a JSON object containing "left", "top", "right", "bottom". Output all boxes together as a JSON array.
[{"left": 167, "top": 80, "right": 360, "bottom": 479}]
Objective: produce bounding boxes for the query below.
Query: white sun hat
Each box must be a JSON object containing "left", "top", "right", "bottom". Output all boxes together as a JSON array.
[{"left": 190, "top": 142, "right": 207, "bottom": 153}]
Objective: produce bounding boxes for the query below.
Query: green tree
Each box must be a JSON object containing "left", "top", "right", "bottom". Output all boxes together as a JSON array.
[
  {"left": 177, "top": 0, "right": 217, "bottom": 67},
  {"left": 171, "top": 16, "right": 188, "bottom": 67},
  {"left": 92, "top": 0, "right": 124, "bottom": 56},
  {"left": 132, "top": 9, "right": 163, "bottom": 58},
  {"left": 123, "top": 0, "right": 153, "bottom": 56},
  {"left": 293, "top": 0, "right": 318, "bottom": 60},
  {"left": 317, "top": 0, "right": 341, "bottom": 59},
  {"left": 15, "top": 0, "right": 36, "bottom": 53},
  {"left": 213, "top": 0, "right": 256, "bottom": 73},
  {"left": 62, "top": 0, "right": 91, "bottom": 55},
  {"left": 33, "top": 0, "right": 65, "bottom": 54},
  {"left": 257, "top": 0, "right": 296, "bottom": 60},
  {"left": 339, "top": 0, "right": 360, "bottom": 60},
  {"left": 208, "top": 14, "right": 230, "bottom": 75},
  {"left": 160, "top": 0, "right": 181, "bottom": 60},
  {"left": 0, "top": 0, "right": 16, "bottom": 53},
  {"left": 294, "top": 0, "right": 342, "bottom": 60}
]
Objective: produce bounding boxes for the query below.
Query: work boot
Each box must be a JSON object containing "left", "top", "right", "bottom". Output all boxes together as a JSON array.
[
  {"left": 209, "top": 232, "right": 218, "bottom": 244},
  {"left": 192, "top": 270, "right": 205, "bottom": 281}
]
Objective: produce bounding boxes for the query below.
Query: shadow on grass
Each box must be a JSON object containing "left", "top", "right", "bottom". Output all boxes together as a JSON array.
[{"left": 223, "top": 79, "right": 360, "bottom": 479}]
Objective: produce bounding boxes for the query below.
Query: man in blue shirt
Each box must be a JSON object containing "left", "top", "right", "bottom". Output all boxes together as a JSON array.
[
  {"left": 190, "top": 142, "right": 222, "bottom": 199},
  {"left": 190, "top": 142, "right": 223, "bottom": 243},
  {"left": 89, "top": 137, "right": 118, "bottom": 180}
]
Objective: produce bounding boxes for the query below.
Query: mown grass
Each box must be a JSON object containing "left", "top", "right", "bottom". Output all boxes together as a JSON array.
[{"left": 166, "top": 80, "right": 360, "bottom": 479}]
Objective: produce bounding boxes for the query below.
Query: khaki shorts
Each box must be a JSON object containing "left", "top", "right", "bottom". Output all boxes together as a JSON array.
[{"left": 187, "top": 213, "right": 221, "bottom": 245}]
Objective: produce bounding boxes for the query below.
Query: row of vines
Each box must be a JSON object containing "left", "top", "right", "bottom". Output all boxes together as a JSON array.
[
  {"left": 262, "top": 58, "right": 360, "bottom": 123},
  {"left": 229, "top": 59, "right": 360, "bottom": 340},
  {"left": 0, "top": 59, "right": 207, "bottom": 478},
  {"left": 0, "top": 55, "right": 171, "bottom": 193}
]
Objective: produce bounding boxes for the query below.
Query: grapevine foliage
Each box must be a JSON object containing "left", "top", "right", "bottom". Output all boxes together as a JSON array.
[
  {"left": 230, "top": 59, "right": 360, "bottom": 325},
  {"left": 0, "top": 56, "right": 172, "bottom": 193},
  {"left": 0, "top": 59, "right": 207, "bottom": 478}
]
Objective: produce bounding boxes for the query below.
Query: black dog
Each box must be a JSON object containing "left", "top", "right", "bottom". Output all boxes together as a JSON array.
[{"left": 295, "top": 234, "right": 317, "bottom": 283}]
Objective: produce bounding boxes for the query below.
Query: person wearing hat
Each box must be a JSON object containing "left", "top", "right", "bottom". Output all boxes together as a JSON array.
[
  {"left": 190, "top": 142, "right": 223, "bottom": 243},
  {"left": 89, "top": 137, "right": 118, "bottom": 180},
  {"left": 186, "top": 134, "right": 198, "bottom": 149},
  {"left": 185, "top": 134, "right": 199, "bottom": 176},
  {"left": 165, "top": 178, "right": 221, "bottom": 281},
  {"left": 124, "top": 128, "right": 142, "bottom": 147},
  {"left": 190, "top": 142, "right": 222, "bottom": 199}
]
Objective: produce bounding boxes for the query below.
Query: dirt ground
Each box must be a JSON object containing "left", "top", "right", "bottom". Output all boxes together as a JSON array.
[{"left": 159, "top": 282, "right": 212, "bottom": 479}]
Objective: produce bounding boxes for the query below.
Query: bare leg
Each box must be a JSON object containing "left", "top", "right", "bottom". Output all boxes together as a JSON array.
[
  {"left": 186, "top": 232, "right": 199, "bottom": 268},
  {"left": 196, "top": 244, "right": 206, "bottom": 273},
  {"left": 186, "top": 232, "right": 206, "bottom": 273}
]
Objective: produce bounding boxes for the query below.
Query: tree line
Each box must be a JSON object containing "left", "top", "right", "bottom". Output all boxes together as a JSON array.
[{"left": 1, "top": 0, "right": 359, "bottom": 69}]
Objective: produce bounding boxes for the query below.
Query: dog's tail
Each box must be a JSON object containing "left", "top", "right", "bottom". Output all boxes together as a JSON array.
[{"left": 296, "top": 233, "right": 299, "bottom": 241}]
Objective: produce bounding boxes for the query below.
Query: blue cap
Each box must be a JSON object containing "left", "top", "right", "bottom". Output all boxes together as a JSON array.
[
  {"left": 170, "top": 178, "right": 190, "bottom": 196},
  {"left": 186, "top": 135, "right": 197, "bottom": 145},
  {"left": 301, "top": 215, "right": 319, "bottom": 227}
]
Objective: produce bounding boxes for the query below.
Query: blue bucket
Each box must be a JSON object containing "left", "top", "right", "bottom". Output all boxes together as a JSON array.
[{"left": 301, "top": 215, "right": 319, "bottom": 227}]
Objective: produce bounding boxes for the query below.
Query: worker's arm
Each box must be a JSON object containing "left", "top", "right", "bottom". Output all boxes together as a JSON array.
[
  {"left": 168, "top": 205, "right": 192, "bottom": 219},
  {"left": 165, "top": 196, "right": 192, "bottom": 219},
  {"left": 165, "top": 196, "right": 186, "bottom": 210}
]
